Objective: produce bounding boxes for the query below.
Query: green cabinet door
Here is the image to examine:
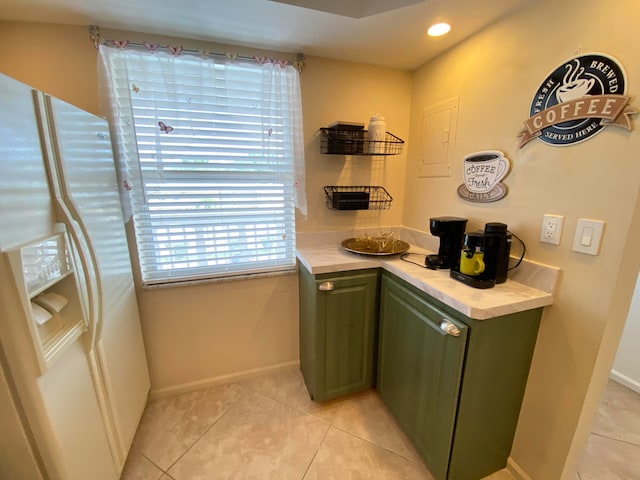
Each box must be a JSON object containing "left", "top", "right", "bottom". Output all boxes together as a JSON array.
[
  {"left": 299, "top": 265, "right": 379, "bottom": 402},
  {"left": 377, "top": 272, "right": 468, "bottom": 480},
  {"left": 447, "top": 304, "right": 542, "bottom": 480}
]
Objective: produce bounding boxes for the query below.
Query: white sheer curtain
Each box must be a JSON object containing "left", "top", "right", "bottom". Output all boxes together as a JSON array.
[{"left": 97, "top": 45, "right": 306, "bottom": 284}]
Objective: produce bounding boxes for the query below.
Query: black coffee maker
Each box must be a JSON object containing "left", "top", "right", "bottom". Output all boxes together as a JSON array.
[
  {"left": 483, "top": 222, "right": 512, "bottom": 284},
  {"left": 426, "top": 216, "right": 468, "bottom": 270},
  {"left": 451, "top": 222, "right": 513, "bottom": 289}
]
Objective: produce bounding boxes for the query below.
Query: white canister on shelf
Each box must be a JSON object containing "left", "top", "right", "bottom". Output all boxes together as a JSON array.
[{"left": 367, "top": 114, "right": 386, "bottom": 154}]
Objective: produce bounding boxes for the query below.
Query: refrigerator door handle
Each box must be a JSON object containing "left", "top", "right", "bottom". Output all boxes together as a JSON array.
[
  {"left": 67, "top": 217, "right": 104, "bottom": 349},
  {"left": 33, "top": 91, "right": 104, "bottom": 350}
]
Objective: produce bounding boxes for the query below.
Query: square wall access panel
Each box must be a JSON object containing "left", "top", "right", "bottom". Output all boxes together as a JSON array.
[{"left": 419, "top": 97, "right": 459, "bottom": 178}]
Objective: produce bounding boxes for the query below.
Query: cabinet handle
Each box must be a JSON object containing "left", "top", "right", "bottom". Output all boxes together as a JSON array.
[
  {"left": 318, "top": 282, "right": 335, "bottom": 292},
  {"left": 439, "top": 319, "right": 460, "bottom": 337}
]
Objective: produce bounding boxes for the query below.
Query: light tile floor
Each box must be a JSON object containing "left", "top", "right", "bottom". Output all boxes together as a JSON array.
[
  {"left": 120, "top": 367, "right": 515, "bottom": 480},
  {"left": 576, "top": 379, "right": 640, "bottom": 480}
]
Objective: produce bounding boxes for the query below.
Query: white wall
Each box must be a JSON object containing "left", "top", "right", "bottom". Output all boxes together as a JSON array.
[
  {"left": 3, "top": 13, "right": 639, "bottom": 480},
  {"left": 297, "top": 55, "right": 411, "bottom": 233},
  {"left": 133, "top": 54, "right": 412, "bottom": 391},
  {"left": 404, "top": 0, "right": 640, "bottom": 478},
  {"left": 0, "top": 24, "right": 413, "bottom": 392},
  {"left": 612, "top": 272, "right": 640, "bottom": 392}
]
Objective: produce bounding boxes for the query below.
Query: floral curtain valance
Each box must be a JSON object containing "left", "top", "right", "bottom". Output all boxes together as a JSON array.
[{"left": 88, "top": 24, "right": 306, "bottom": 72}]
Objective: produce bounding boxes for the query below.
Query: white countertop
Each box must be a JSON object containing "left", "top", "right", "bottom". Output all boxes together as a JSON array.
[{"left": 296, "top": 229, "right": 559, "bottom": 320}]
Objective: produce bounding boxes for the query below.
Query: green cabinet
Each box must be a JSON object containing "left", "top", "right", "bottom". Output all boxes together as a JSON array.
[
  {"left": 377, "top": 273, "right": 468, "bottom": 480},
  {"left": 298, "top": 265, "right": 379, "bottom": 402},
  {"left": 377, "top": 272, "right": 542, "bottom": 480},
  {"left": 297, "top": 263, "right": 543, "bottom": 480}
]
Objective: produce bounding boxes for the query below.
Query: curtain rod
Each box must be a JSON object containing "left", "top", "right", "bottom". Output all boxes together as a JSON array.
[{"left": 87, "top": 25, "right": 305, "bottom": 72}]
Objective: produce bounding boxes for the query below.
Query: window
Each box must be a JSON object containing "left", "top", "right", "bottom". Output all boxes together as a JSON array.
[{"left": 98, "top": 46, "right": 306, "bottom": 286}]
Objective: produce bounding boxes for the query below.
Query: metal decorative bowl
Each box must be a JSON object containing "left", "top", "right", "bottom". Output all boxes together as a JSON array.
[{"left": 341, "top": 234, "right": 409, "bottom": 256}]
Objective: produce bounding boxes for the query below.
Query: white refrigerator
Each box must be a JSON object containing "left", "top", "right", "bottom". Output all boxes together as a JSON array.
[{"left": 0, "top": 73, "right": 150, "bottom": 479}]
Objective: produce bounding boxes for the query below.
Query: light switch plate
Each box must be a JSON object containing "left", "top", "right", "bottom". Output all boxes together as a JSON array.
[{"left": 572, "top": 218, "right": 605, "bottom": 255}]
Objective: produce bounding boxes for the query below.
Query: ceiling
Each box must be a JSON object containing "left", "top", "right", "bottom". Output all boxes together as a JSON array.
[{"left": 0, "top": 0, "right": 528, "bottom": 70}]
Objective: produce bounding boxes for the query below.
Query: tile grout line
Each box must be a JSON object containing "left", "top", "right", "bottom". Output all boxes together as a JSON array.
[
  {"left": 160, "top": 388, "right": 246, "bottom": 476},
  {"left": 137, "top": 451, "right": 168, "bottom": 479},
  {"left": 241, "top": 381, "right": 429, "bottom": 468},
  {"left": 300, "top": 424, "right": 332, "bottom": 480},
  {"left": 589, "top": 430, "right": 640, "bottom": 449},
  {"left": 216, "top": 382, "right": 338, "bottom": 480},
  {"left": 138, "top": 378, "right": 429, "bottom": 479},
  {"left": 158, "top": 382, "right": 335, "bottom": 479},
  {"left": 239, "top": 378, "right": 343, "bottom": 479},
  {"left": 328, "top": 422, "right": 428, "bottom": 466},
  {"left": 240, "top": 379, "right": 344, "bottom": 426},
  {"left": 238, "top": 380, "right": 425, "bottom": 477}
]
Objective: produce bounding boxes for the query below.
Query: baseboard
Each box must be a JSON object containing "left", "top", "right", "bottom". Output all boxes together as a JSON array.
[
  {"left": 609, "top": 369, "right": 640, "bottom": 393},
  {"left": 507, "top": 457, "right": 533, "bottom": 480},
  {"left": 148, "top": 360, "right": 300, "bottom": 399}
]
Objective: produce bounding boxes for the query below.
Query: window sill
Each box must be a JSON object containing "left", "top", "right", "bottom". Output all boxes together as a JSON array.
[{"left": 140, "top": 267, "right": 298, "bottom": 290}]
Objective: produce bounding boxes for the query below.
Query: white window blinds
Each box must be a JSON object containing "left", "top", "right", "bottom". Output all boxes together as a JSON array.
[{"left": 98, "top": 46, "right": 306, "bottom": 286}]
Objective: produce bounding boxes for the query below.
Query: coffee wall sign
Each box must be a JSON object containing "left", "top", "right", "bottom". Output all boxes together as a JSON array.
[
  {"left": 518, "top": 53, "right": 637, "bottom": 147},
  {"left": 457, "top": 150, "right": 510, "bottom": 202}
]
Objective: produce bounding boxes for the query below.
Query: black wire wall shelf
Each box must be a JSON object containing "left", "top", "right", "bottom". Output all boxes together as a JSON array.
[
  {"left": 323, "top": 186, "right": 393, "bottom": 211},
  {"left": 320, "top": 128, "right": 404, "bottom": 156}
]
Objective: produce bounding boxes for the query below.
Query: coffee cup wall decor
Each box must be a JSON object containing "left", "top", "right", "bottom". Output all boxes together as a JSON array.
[{"left": 457, "top": 150, "right": 510, "bottom": 203}]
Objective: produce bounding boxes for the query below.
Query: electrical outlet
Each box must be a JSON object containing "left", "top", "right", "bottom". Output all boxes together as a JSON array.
[{"left": 540, "top": 214, "right": 564, "bottom": 245}]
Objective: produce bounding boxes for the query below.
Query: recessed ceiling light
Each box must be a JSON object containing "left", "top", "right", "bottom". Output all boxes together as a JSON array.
[{"left": 427, "top": 22, "right": 451, "bottom": 37}]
